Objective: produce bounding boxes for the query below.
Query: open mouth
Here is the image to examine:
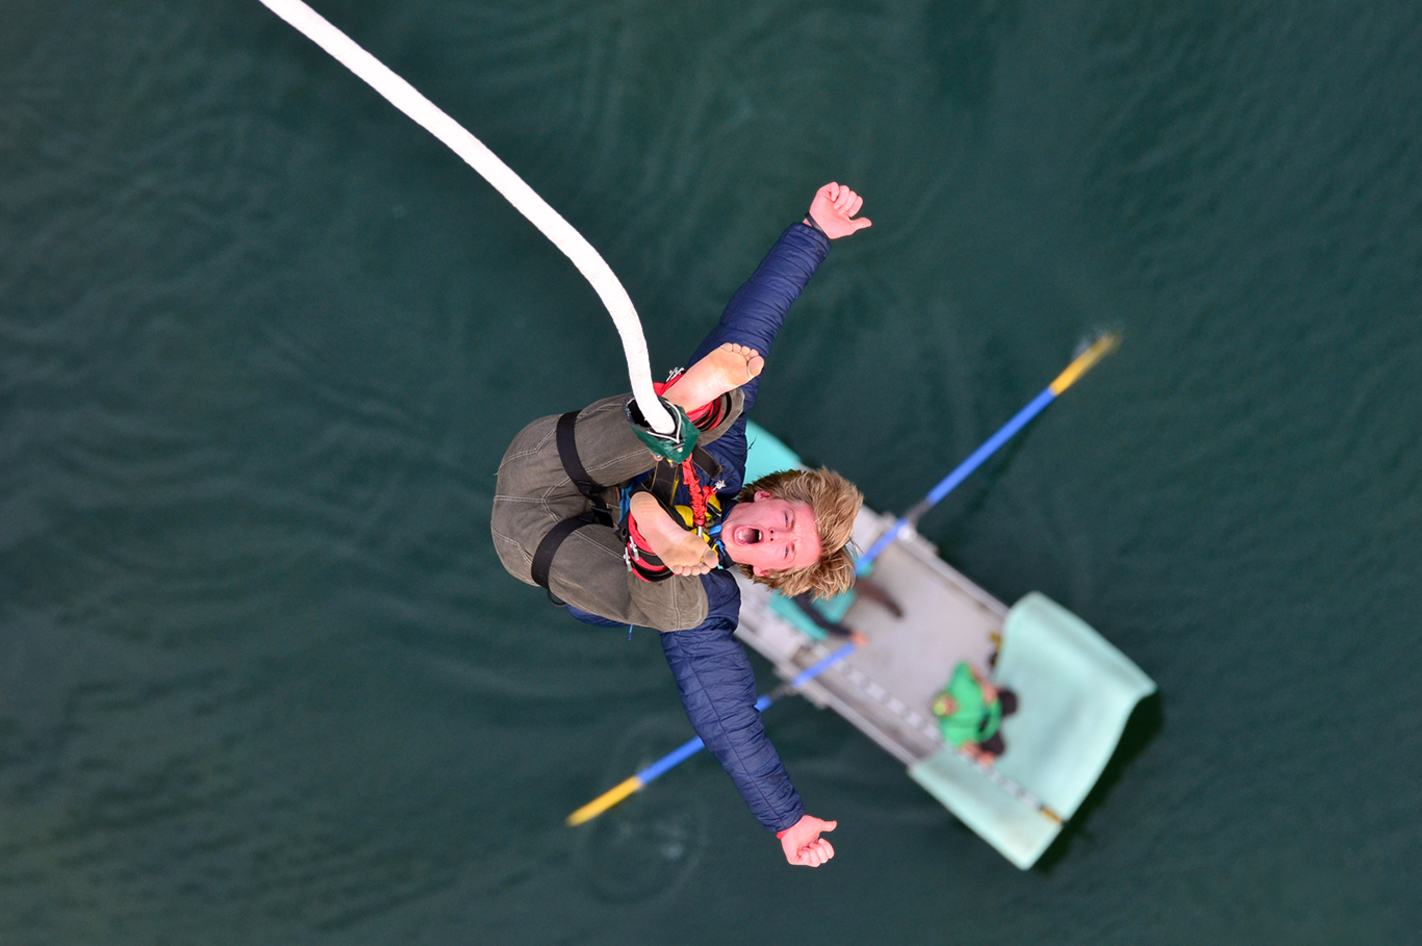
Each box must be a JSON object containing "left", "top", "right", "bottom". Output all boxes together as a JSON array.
[{"left": 733, "top": 526, "right": 762, "bottom": 545}]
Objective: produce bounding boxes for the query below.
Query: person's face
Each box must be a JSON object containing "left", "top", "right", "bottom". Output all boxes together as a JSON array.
[{"left": 721, "top": 490, "right": 822, "bottom": 576}]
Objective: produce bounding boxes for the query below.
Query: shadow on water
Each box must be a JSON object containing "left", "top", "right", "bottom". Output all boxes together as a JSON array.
[{"left": 1033, "top": 691, "right": 1165, "bottom": 873}]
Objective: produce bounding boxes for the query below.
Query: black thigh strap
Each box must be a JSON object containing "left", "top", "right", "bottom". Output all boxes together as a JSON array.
[
  {"left": 532, "top": 410, "right": 616, "bottom": 593},
  {"left": 557, "top": 410, "right": 601, "bottom": 500},
  {"left": 531, "top": 513, "right": 597, "bottom": 590}
]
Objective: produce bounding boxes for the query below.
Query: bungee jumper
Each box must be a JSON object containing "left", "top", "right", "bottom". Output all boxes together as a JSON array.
[
  {"left": 248, "top": 0, "right": 884, "bottom": 869},
  {"left": 492, "top": 183, "right": 872, "bottom": 867}
]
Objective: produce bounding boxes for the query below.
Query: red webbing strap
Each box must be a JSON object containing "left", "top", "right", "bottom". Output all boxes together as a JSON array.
[{"left": 681, "top": 456, "right": 711, "bottom": 530}]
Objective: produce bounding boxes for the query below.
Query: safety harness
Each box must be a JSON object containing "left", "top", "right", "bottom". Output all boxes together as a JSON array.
[
  {"left": 621, "top": 444, "right": 728, "bottom": 582},
  {"left": 620, "top": 375, "right": 730, "bottom": 582},
  {"left": 529, "top": 384, "right": 732, "bottom": 597}
]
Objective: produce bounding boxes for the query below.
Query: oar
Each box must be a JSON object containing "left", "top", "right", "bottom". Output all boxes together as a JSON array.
[
  {"left": 859, "top": 332, "right": 1119, "bottom": 566},
  {"left": 567, "top": 644, "right": 855, "bottom": 825},
  {"left": 567, "top": 333, "right": 1118, "bottom": 826}
]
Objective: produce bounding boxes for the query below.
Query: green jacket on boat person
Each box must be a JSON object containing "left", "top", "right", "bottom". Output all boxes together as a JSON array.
[{"left": 935, "top": 661, "right": 1004, "bottom": 748}]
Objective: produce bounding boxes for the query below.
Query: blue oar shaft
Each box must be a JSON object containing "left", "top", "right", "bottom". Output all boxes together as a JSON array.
[
  {"left": 787, "top": 642, "right": 858, "bottom": 690},
  {"left": 630, "top": 647, "right": 851, "bottom": 787},
  {"left": 858, "top": 333, "right": 1119, "bottom": 568},
  {"left": 636, "top": 735, "right": 705, "bottom": 783},
  {"left": 569, "top": 648, "right": 856, "bottom": 822},
  {"left": 858, "top": 388, "right": 1056, "bottom": 566},
  {"left": 925, "top": 388, "right": 1056, "bottom": 507}
]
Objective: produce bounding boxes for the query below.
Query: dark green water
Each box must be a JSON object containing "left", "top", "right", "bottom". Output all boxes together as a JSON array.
[{"left": 3, "top": 1, "right": 1419, "bottom": 943}]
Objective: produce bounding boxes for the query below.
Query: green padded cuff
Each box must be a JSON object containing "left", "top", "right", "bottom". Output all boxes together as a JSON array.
[{"left": 627, "top": 397, "right": 700, "bottom": 464}]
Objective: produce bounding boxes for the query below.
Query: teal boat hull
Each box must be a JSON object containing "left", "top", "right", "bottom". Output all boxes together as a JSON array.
[{"left": 734, "top": 423, "right": 1156, "bottom": 869}]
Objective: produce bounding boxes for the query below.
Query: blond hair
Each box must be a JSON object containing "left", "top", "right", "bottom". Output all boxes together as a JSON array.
[{"left": 736, "top": 467, "right": 863, "bottom": 599}]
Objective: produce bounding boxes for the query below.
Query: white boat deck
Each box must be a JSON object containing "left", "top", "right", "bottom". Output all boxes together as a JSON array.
[
  {"left": 735, "top": 509, "right": 1007, "bottom": 766},
  {"left": 733, "top": 423, "right": 1156, "bottom": 868}
]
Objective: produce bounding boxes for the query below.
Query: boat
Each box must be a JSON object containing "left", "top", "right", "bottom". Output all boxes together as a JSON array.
[{"left": 734, "top": 421, "right": 1157, "bottom": 869}]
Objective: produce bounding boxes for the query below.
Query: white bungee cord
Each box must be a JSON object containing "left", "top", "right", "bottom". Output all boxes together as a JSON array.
[{"left": 256, "top": 0, "right": 676, "bottom": 435}]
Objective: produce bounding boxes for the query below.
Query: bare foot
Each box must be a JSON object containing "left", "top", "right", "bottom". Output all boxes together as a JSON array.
[
  {"left": 664, "top": 343, "right": 764, "bottom": 410},
  {"left": 659, "top": 532, "right": 720, "bottom": 576},
  {"left": 629, "top": 492, "right": 719, "bottom": 576}
]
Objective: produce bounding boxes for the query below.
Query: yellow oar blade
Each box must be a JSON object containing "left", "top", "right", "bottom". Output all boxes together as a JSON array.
[
  {"left": 566, "top": 775, "right": 644, "bottom": 826},
  {"left": 1048, "top": 332, "right": 1120, "bottom": 395}
]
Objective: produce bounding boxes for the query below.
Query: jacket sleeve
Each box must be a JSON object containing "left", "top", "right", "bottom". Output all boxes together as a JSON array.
[
  {"left": 657, "top": 221, "right": 829, "bottom": 833},
  {"left": 660, "top": 573, "right": 806, "bottom": 833},
  {"left": 686, "top": 222, "right": 831, "bottom": 415},
  {"left": 690, "top": 222, "right": 831, "bottom": 490}
]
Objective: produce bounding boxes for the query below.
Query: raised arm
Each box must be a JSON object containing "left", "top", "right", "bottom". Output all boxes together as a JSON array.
[
  {"left": 659, "top": 615, "right": 806, "bottom": 831},
  {"left": 686, "top": 182, "right": 870, "bottom": 412},
  {"left": 660, "top": 614, "right": 842, "bottom": 866},
  {"left": 684, "top": 222, "right": 828, "bottom": 408},
  {"left": 689, "top": 183, "right": 870, "bottom": 490}
]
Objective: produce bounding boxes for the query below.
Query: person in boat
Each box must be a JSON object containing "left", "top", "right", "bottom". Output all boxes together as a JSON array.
[
  {"left": 491, "top": 183, "right": 871, "bottom": 867},
  {"left": 931, "top": 661, "right": 1019, "bottom": 763},
  {"left": 789, "top": 577, "right": 904, "bottom": 648}
]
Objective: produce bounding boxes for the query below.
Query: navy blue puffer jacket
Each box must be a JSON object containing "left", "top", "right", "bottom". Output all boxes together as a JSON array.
[
  {"left": 570, "top": 221, "right": 830, "bottom": 831},
  {"left": 659, "top": 222, "right": 830, "bottom": 833}
]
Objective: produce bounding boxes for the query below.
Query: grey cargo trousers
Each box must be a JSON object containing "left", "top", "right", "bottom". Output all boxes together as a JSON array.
[{"left": 491, "top": 390, "right": 744, "bottom": 632}]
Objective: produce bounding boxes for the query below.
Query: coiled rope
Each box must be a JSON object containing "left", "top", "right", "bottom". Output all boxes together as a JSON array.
[{"left": 255, "top": 0, "right": 676, "bottom": 434}]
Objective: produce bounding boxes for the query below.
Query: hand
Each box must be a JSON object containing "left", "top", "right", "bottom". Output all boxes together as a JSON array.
[
  {"left": 807, "top": 182, "right": 871, "bottom": 239},
  {"left": 964, "top": 742, "right": 997, "bottom": 766},
  {"left": 778, "top": 813, "right": 838, "bottom": 867}
]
